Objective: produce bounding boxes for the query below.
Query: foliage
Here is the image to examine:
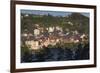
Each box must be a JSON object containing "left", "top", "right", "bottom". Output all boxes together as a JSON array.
[
  {"left": 21, "top": 13, "right": 89, "bottom": 34},
  {"left": 21, "top": 43, "right": 89, "bottom": 62}
]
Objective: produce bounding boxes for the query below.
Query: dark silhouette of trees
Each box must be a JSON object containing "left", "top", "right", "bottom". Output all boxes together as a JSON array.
[
  {"left": 75, "top": 43, "right": 89, "bottom": 60},
  {"left": 21, "top": 43, "right": 89, "bottom": 63}
]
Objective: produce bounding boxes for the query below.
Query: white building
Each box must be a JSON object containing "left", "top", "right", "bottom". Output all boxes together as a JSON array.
[
  {"left": 74, "top": 30, "right": 79, "bottom": 34},
  {"left": 56, "top": 26, "right": 60, "bottom": 30},
  {"left": 24, "top": 14, "right": 29, "bottom": 17},
  {"left": 80, "top": 34, "right": 88, "bottom": 42},
  {"left": 56, "top": 26, "right": 63, "bottom": 32},
  {"left": 74, "top": 40, "right": 79, "bottom": 43},
  {"left": 21, "top": 33, "right": 28, "bottom": 37},
  {"left": 48, "top": 27, "right": 54, "bottom": 32},
  {"left": 34, "top": 29, "right": 40, "bottom": 36},
  {"left": 80, "top": 34, "right": 86, "bottom": 39},
  {"left": 68, "top": 21, "right": 73, "bottom": 26},
  {"left": 35, "top": 24, "right": 39, "bottom": 27}
]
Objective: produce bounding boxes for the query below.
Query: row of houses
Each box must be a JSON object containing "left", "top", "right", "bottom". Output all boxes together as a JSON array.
[
  {"left": 22, "top": 33, "right": 88, "bottom": 50},
  {"left": 33, "top": 26, "right": 63, "bottom": 36},
  {"left": 21, "top": 24, "right": 88, "bottom": 50},
  {"left": 22, "top": 27, "right": 78, "bottom": 38}
]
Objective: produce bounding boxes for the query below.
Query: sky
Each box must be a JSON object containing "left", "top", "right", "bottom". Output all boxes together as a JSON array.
[{"left": 21, "top": 9, "right": 90, "bottom": 17}]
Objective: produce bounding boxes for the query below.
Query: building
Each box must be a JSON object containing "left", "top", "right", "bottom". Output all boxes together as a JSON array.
[
  {"left": 24, "top": 14, "right": 29, "bottom": 17},
  {"left": 68, "top": 21, "right": 73, "bottom": 26},
  {"left": 48, "top": 27, "right": 54, "bottom": 33},
  {"left": 56, "top": 26, "right": 62, "bottom": 31},
  {"left": 21, "top": 33, "right": 28, "bottom": 37},
  {"left": 34, "top": 29, "right": 40, "bottom": 36},
  {"left": 80, "top": 34, "right": 88, "bottom": 42},
  {"left": 25, "top": 40, "right": 40, "bottom": 50}
]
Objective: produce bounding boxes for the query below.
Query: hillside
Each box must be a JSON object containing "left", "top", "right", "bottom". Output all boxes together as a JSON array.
[{"left": 21, "top": 13, "right": 89, "bottom": 34}]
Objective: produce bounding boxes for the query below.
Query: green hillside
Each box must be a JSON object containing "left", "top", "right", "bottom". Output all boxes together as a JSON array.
[{"left": 21, "top": 13, "right": 89, "bottom": 34}]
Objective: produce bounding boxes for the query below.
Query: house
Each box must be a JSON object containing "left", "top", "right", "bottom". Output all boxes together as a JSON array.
[
  {"left": 80, "top": 34, "right": 88, "bottom": 42},
  {"left": 25, "top": 40, "right": 40, "bottom": 50},
  {"left": 70, "top": 35, "right": 81, "bottom": 43},
  {"left": 74, "top": 40, "right": 79, "bottom": 43},
  {"left": 55, "top": 26, "right": 62, "bottom": 31},
  {"left": 21, "top": 33, "right": 28, "bottom": 37},
  {"left": 46, "top": 27, "right": 49, "bottom": 31},
  {"left": 39, "top": 27, "right": 44, "bottom": 33},
  {"left": 48, "top": 27, "right": 54, "bottom": 33},
  {"left": 24, "top": 14, "right": 29, "bottom": 17},
  {"left": 35, "top": 24, "right": 39, "bottom": 28},
  {"left": 68, "top": 21, "right": 73, "bottom": 26},
  {"left": 34, "top": 29, "right": 40, "bottom": 36},
  {"left": 42, "top": 39, "right": 50, "bottom": 47},
  {"left": 74, "top": 30, "right": 79, "bottom": 35},
  {"left": 80, "top": 34, "right": 86, "bottom": 39}
]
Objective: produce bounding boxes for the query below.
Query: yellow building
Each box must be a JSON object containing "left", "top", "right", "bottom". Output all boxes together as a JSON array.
[{"left": 25, "top": 40, "right": 40, "bottom": 50}]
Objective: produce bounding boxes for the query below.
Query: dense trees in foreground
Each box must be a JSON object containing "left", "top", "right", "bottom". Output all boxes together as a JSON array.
[{"left": 21, "top": 42, "right": 89, "bottom": 63}]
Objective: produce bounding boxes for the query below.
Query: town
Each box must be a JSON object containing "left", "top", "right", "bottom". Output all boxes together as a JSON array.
[
  {"left": 21, "top": 12, "right": 90, "bottom": 62},
  {"left": 21, "top": 23, "right": 88, "bottom": 50}
]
